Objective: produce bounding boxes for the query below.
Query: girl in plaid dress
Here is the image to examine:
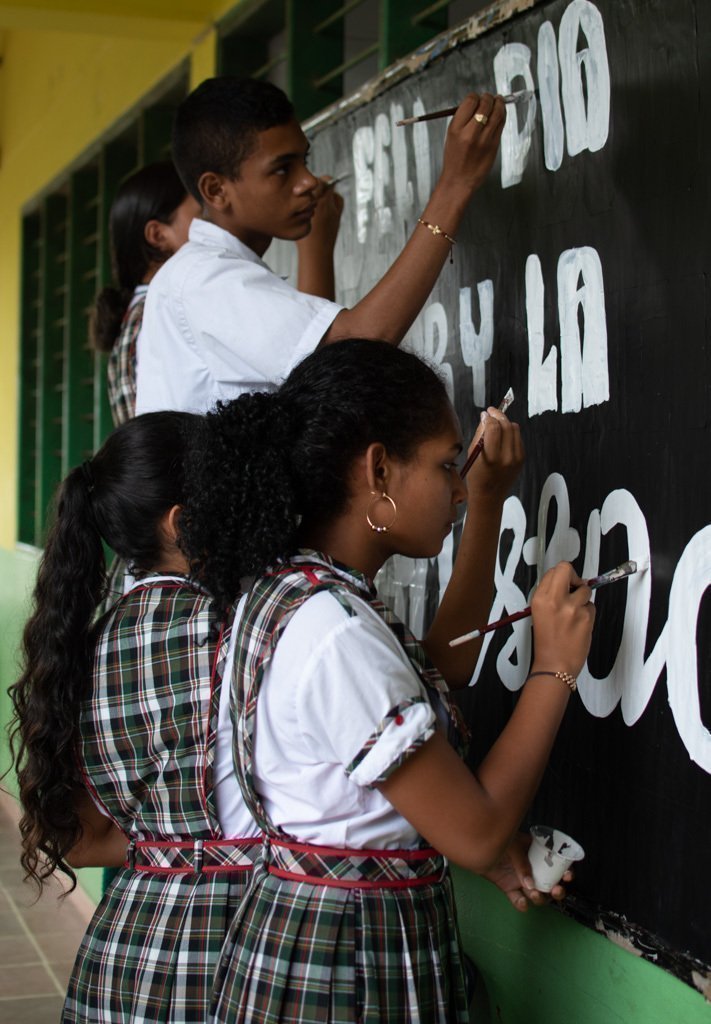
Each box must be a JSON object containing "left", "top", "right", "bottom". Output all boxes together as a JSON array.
[
  {"left": 181, "top": 340, "right": 595, "bottom": 1023},
  {"left": 10, "top": 412, "right": 260, "bottom": 1023},
  {"left": 91, "top": 162, "right": 199, "bottom": 427}
]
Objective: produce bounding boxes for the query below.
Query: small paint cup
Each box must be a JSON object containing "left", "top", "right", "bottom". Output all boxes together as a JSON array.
[{"left": 528, "top": 825, "right": 585, "bottom": 892}]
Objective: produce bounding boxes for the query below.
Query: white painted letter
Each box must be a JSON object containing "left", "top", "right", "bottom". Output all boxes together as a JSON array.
[
  {"left": 559, "top": 0, "right": 610, "bottom": 155},
  {"left": 522, "top": 472, "right": 581, "bottom": 576},
  {"left": 537, "top": 20, "right": 564, "bottom": 171},
  {"left": 666, "top": 526, "right": 711, "bottom": 772},
  {"left": 526, "top": 254, "right": 558, "bottom": 416},
  {"left": 558, "top": 246, "right": 609, "bottom": 413},
  {"left": 352, "top": 127, "right": 374, "bottom": 244},
  {"left": 390, "top": 102, "right": 414, "bottom": 212},
  {"left": 577, "top": 491, "right": 662, "bottom": 722},
  {"left": 494, "top": 43, "right": 537, "bottom": 188},
  {"left": 473, "top": 496, "right": 531, "bottom": 691},
  {"left": 422, "top": 302, "right": 454, "bottom": 400},
  {"left": 459, "top": 283, "right": 494, "bottom": 408},
  {"left": 373, "top": 113, "right": 393, "bottom": 235},
  {"left": 412, "top": 98, "right": 432, "bottom": 208}
]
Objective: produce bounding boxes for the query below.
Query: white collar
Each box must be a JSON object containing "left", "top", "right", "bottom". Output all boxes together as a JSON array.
[
  {"left": 127, "top": 573, "right": 203, "bottom": 592},
  {"left": 188, "top": 219, "right": 269, "bottom": 268}
]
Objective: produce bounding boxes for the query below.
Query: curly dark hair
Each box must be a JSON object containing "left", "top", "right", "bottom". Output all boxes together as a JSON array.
[
  {"left": 180, "top": 339, "right": 452, "bottom": 613},
  {"left": 172, "top": 77, "right": 295, "bottom": 202},
  {"left": 8, "top": 411, "right": 200, "bottom": 891},
  {"left": 91, "top": 161, "right": 188, "bottom": 353}
]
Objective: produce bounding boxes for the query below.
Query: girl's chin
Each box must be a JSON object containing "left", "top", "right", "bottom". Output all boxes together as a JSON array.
[{"left": 397, "top": 539, "right": 447, "bottom": 561}]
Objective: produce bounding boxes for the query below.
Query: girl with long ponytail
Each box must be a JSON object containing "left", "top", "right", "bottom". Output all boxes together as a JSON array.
[
  {"left": 10, "top": 411, "right": 259, "bottom": 1023},
  {"left": 181, "top": 339, "right": 596, "bottom": 1024}
]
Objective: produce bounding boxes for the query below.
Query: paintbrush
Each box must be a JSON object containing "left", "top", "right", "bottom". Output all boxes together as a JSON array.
[
  {"left": 459, "top": 387, "right": 514, "bottom": 479},
  {"left": 323, "top": 173, "right": 351, "bottom": 188},
  {"left": 396, "top": 90, "right": 536, "bottom": 127},
  {"left": 448, "top": 559, "right": 649, "bottom": 648}
]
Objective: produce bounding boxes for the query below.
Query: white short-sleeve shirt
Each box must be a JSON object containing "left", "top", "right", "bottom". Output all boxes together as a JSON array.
[
  {"left": 230, "top": 586, "right": 439, "bottom": 850},
  {"left": 135, "top": 220, "right": 343, "bottom": 414}
]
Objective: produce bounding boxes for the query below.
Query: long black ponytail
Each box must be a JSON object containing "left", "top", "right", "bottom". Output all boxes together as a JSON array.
[
  {"left": 9, "top": 411, "right": 199, "bottom": 890},
  {"left": 181, "top": 339, "right": 452, "bottom": 613}
]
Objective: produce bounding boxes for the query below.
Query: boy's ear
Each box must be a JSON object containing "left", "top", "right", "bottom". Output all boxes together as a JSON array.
[{"left": 198, "top": 171, "right": 230, "bottom": 210}]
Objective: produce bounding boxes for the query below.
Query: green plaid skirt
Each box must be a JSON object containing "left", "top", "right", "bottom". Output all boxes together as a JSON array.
[
  {"left": 64, "top": 841, "right": 259, "bottom": 1023},
  {"left": 210, "top": 841, "right": 469, "bottom": 1024}
]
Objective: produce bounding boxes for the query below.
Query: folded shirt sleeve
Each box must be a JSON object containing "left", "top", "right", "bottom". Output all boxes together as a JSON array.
[
  {"left": 290, "top": 594, "right": 437, "bottom": 788},
  {"left": 183, "top": 257, "right": 343, "bottom": 390}
]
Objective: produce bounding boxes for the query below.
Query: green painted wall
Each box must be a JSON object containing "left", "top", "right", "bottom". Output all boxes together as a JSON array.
[
  {"left": 452, "top": 866, "right": 711, "bottom": 1023},
  {"left": 0, "top": 545, "right": 103, "bottom": 904},
  {"left": 1, "top": 541, "right": 708, "bottom": 1017}
]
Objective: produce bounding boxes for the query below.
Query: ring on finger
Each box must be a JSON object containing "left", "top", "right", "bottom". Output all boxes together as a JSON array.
[{"left": 474, "top": 112, "right": 489, "bottom": 126}]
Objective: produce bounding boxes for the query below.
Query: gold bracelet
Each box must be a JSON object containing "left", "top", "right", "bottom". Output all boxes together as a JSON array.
[
  {"left": 526, "top": 670, "right": 577, "bottom": 693},
  {"left": 417, "top": 218, "right": 455, "bottom": 262}
]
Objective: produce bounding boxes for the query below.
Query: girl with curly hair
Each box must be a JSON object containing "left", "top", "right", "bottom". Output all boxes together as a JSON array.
[
  {"left": 10, "top": 412, "right": 259, "bottom": 1023},
  {"left": 180, "top": 339, "right": 595, "bottom": 1024}
]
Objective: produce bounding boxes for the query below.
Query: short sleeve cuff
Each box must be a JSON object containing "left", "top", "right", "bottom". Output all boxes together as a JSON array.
[
  {"left": 283, "top": 298, "right": 343, "bottom": 377},
  {"left": 345, "top": 698, "right": 437, "bottom": 788}
]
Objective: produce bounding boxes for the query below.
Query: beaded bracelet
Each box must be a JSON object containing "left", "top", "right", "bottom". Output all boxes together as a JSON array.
[
  {"left": 417, "top": 217, "right": 455, "bottom": 263},
  {"left": 526, "top": 670, "right": 577, "bottom": 693}
]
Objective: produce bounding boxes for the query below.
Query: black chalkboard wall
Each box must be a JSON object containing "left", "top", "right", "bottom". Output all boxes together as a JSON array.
[{"left": 279, "top": 0, "right": 711, "bottom": 984}]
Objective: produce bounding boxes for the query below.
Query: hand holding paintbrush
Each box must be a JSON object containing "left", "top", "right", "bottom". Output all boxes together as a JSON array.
[
  {"left": 460, "top": 388, "right": 514, "bottom": 479},
  {"left": 396, "top": 90, "right": 536, "bottom": 127}
]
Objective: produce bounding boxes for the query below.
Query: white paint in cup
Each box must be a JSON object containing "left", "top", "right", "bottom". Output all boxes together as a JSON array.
[{"left": 528, "top": 825, "right": 585, "bottom": 892}]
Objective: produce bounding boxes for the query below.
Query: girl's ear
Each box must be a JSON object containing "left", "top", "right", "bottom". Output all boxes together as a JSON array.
[
  {"left": 164, "top": 504, "right": 182, "bottom": 544},
  {"left": 363, "top": 442, "right": 390, "bottom": 493},
  {"left": 198, "top": 171, "right": 228, "bottom": 210},
  {"left": 144, "top": 218, "right": 170, "bottom": 254}
]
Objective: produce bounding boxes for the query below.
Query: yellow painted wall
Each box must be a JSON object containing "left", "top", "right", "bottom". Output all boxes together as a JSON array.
[{"left": 0, "top": 12, "right": 229, "bottom": 549}]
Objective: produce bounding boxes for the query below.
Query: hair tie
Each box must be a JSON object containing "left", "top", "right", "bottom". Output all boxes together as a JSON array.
[{"left": 81, "top": 460, "right": 95, "bottom": 493}]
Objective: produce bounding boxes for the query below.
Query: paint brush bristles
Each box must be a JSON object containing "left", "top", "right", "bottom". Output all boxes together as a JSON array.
[
  {"left": 449, "top": 559, "right": 648, "bottom": 648},
  {"left": 396, "top": 90, "right": 535, "bottom": 127},
  {"left": 459, "top": 387, "right": 514, "bottom": 479}
]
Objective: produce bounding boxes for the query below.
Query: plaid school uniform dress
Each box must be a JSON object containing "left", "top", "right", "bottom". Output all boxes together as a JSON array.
[
  {"left": 63, "top": 578, "right": 260, "bottom": 1024},
  {"left": 107, "top": 286, "right": 145, "bottom": 426},
  {"left": 210, "top": 552, "right": 471, "bottom": 1024}
]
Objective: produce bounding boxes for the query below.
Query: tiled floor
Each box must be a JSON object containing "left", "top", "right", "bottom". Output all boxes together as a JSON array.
[{"left": 0, "top": 796, "right": 93, "bottom": 1023}]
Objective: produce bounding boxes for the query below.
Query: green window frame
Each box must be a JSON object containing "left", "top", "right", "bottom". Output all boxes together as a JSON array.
[
  {"left": 217, "top": 0, "right": 490, "bottom": 121},
  {"left": 17, "top": 76, "right": 187, "bottom": 547}
]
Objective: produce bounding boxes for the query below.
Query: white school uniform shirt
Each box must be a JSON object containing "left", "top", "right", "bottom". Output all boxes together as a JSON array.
[
  {"left": 213, "top": 599, "right": 260, "bottom": 837},
  {"left": 135, "top": 219, "right": 343, "bottom": 414},
  {"left": 226, "top": 580, "right": 441, "bottom": 850}
]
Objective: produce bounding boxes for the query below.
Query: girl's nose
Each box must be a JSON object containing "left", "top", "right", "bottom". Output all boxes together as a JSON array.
[{"left": 452, "top": 471, "right": 467, "bottom": 505}]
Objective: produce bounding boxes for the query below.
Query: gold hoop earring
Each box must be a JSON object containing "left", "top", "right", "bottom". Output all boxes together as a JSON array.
[{"left": 366, "top": 491, "right": 397, "bottom": 533}]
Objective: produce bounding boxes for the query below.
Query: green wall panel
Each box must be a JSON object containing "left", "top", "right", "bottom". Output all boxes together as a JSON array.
[
  {"left": 452, "top": 866, "right": 711, "bottom": 1023},
  {"left": 0, "top": 545, "right": 102, "bottom": 906}
]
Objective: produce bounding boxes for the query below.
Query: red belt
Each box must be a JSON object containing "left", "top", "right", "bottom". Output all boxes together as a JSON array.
[
  {"left": 264, "top": 836, "right": 446, "bottom": 890},
  {"left": 126, "top": 836, "right": 261, "bottom": 874}
]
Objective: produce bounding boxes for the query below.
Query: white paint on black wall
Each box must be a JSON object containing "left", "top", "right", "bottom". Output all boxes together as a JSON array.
[
  {"left": 459, "top": 282, "right": 494, "bottom": 408},
  {"left": 559, "top": 0, "right": 611, "bottom": 156},
  {"left": 494, "top": 42, "right": 537, "bottom": 188}
]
